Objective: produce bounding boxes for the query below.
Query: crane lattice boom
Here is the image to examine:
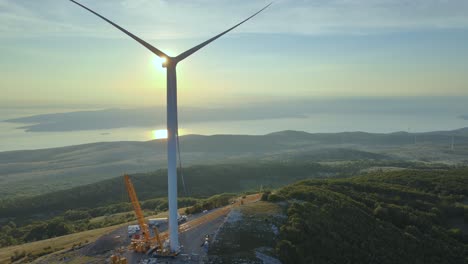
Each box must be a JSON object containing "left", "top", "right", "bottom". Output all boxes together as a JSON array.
[{"left": 124, "top": 175, "right": 151, "bottom": 243}]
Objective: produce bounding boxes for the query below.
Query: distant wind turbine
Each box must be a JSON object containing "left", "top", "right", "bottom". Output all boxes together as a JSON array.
[{"left": 68, "top": 0, "right": 272, "bottom": 253}]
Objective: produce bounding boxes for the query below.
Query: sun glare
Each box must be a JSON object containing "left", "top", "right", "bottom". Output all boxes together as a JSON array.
[
  {"left": 152, "top": 56, "right": 167, "bottom": 71},
  {"left": 152, "top": 129, "right": 168, "bottom": 139}
]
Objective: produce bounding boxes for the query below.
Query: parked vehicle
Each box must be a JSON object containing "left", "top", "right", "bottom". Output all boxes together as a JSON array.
[
  {"left": 178, "top": 214, "right": 188, "bottom": 224},
  {"left": 127, "top": 224, "right": 140, "bottom": 236}
]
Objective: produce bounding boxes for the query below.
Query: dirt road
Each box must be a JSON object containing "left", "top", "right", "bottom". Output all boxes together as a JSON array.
[{"left": 36, "top": 194, "right": 261, "bottom": 263}]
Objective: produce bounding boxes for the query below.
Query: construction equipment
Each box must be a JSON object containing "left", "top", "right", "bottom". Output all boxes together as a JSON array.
[
  {"left": 124, "top": 175, "right": 177, "bottom": 257},
  {"left": 124, "top": 174, "right": 153, "bottom": 252},
  {"left": 110, "top": 247, "right": 128, "bottom": 264}
]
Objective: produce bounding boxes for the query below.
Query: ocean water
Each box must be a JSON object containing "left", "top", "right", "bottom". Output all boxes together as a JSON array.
[{"left": 1, "top": 105, "right": 467, "bottom": 152}]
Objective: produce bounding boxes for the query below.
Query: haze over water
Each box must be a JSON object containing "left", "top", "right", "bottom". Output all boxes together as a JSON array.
[{"left": 2, "top": 97, "right": 467, "bottom": 151}]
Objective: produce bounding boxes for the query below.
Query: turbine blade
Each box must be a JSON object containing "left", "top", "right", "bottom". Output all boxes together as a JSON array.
[
  {"left": 69, "top": 0, "right": 167, "bottom": 58},
  {"left": 175, "top": 2, "right": 272, "bottom": 62}
]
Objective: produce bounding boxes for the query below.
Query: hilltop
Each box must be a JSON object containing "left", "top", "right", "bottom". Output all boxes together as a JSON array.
[
  {"left": 1, "top": 128, "right": 468, "bottom": 199},
  {"left": 211, "top": 169, "right": 468, "bottom": 263}
]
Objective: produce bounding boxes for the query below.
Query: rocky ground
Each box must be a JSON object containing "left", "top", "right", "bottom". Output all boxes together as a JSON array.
[{"left": 207, "top": 201, "right": 285, "bottom": 263}]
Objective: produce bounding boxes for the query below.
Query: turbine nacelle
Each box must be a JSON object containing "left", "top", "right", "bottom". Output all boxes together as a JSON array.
[{"left": 161, "top": 56, "right": 177, "bottom": 68}]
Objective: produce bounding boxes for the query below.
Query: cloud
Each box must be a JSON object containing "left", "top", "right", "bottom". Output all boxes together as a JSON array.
[
  {"left": 0, "top": 0, "right": 98, "bottom": 38},
  {"left": 1, "top": 0, "right": 468, "bottom": 40}
]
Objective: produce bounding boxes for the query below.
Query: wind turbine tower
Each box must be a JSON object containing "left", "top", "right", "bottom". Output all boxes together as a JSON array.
[{"left": 69, "top": 0, "right": 271, "bottom": 252}]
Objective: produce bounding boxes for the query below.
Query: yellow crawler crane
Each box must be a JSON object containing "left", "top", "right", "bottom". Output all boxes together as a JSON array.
[{"left": 124, "top": 175, "right": 176, "bottom": 257}]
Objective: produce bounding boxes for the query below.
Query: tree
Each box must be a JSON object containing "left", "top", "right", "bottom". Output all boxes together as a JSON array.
[{"left": 277, "top": 240, "right": 302, "bottom": 264}]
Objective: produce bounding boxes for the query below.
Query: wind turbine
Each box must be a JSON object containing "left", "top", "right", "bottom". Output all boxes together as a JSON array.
[{"left": 68, "top": 0, "right": 272, "bottom": 253}]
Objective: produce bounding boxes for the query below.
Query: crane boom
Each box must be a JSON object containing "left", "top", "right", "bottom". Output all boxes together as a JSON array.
[
  {"left": 124, "top": 174, "right": 150, "bottom": 242},
  {"left": 123, "top": 174, "right": 170, "bottom": 256}
]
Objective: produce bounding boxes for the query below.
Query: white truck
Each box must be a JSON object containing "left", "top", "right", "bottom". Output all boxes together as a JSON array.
[{"left": 127, "top": 224, "right": 141, "bottom": 237}]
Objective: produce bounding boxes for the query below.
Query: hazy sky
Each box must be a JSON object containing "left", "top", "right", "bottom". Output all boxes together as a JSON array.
[{"left": 1, "top": 0, "right": 468, "bottom": 108}]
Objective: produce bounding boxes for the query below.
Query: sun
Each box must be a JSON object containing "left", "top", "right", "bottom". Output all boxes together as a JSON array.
[
  {"left": 152, "top": 56, "right": 167, "bottom": 71},
  {"left": 152, "top": 129, "right": 168, "bottom": 139}
]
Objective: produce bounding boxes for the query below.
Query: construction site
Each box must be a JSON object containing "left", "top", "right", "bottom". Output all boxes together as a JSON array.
[
  {"left": 93, "top": 175, "right": 260, "bottom": 264},
  {"left": 28, "top": 172, "right": 263, "bottom": 264}
]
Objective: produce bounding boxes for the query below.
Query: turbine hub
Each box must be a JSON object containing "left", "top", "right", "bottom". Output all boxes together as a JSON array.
[{"left": 162, "top": 57, "right": 176, "bottom": 68}]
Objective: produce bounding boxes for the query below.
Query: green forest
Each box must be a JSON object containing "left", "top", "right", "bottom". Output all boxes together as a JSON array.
[
  {"left": 1, "top": 160, "right": 467, "bottom": 264},
  {"left": 263, "top": 168, "right": 468, "bottom": 264},
  {"left": 0, "top": 160, "right": 441, "bottom": 221}
]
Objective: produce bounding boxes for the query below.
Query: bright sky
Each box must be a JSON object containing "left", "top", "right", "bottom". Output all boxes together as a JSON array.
[{"left": 1, "top": 0, "right": 468, "bottom": 108}]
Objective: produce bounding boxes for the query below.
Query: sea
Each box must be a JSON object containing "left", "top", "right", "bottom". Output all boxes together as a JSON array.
[{"left": 1, "top": 99, "right": 468, "bottom": 152}]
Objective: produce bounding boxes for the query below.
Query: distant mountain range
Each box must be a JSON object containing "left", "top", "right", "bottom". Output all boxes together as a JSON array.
[{"left": 1, "top": 128, "right": 468, "bottom": 199}]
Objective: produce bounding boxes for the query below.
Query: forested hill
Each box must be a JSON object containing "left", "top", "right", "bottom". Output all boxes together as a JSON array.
[
  {"left": 265, "top": 169, "right": 468, "bottom": 264},
  {"left": 0, "top": 160, "right": 438, "bottom": 221},
  {"left": 2, "top": 128, "right": 468, "bottom": 199},
  {"left": 0, "top": 162, "right": 364, "bottom": 220}
]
